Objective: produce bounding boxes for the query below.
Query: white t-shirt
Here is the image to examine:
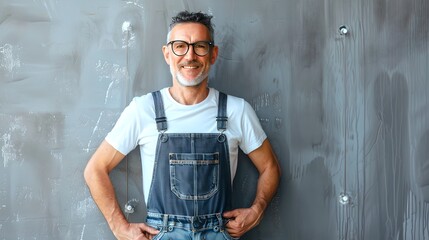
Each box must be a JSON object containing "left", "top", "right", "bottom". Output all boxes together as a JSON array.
[{"left": 106, "top": 87, "right": 267, "bottom": 203}]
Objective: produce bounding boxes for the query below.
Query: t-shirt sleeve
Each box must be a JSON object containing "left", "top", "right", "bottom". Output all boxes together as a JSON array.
[
  {"left": 239, "top": 100, "right": 267, "bottom": 154},
  {"left": 105, "top": 98, "right": 141, "bottom": 155}
]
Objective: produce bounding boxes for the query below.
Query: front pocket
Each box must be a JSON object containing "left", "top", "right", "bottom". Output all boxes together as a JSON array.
[{"left": 169, "top": 152, "right": 219, "bottom": 200}]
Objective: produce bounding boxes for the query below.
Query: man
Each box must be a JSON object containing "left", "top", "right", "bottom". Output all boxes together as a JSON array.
[{"left": 84, "top": 11, "right": 281, "bottom": 240}]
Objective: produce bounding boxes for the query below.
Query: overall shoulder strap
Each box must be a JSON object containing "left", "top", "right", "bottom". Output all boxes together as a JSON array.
[
  {"left": 151, "top": 91, "right": 167, "bottom": 132},
  {"left": 216, "top": 92, "right": 228, "bottom": 131}
]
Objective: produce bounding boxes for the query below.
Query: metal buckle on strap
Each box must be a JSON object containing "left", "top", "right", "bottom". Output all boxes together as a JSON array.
[
  {"left": 155, "top": 116, "right": 166, "bottom": 123},
  {"left": 216, "top": 116, "right": 228, "bottom": 131},
  {"left": 162, "top": 214, "right": 169, "bottom": 232}
]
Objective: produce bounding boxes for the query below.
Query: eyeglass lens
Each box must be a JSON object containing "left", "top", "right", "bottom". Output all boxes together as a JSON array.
[{"left": 171, "top": 41, "right": 211, "bottom": 56}]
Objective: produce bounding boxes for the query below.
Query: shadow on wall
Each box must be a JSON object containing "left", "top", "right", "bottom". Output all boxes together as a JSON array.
[
  {"left": 367, "top": 71, "right": 410, "bottom": 239},
  {"left": 415, "top": 130, "right": 429, "bottom": 202}
]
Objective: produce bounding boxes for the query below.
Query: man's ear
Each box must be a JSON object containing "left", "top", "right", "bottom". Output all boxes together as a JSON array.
[
  {"left": 162, "top": 45, "right": 170, "bottom": 65},
  {"left": 210, "top": 45, "right": 219, "bottom": 65}
]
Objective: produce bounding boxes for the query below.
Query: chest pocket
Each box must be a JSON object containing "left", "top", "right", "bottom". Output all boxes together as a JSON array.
[{"left": 169, "top": 152, "right": 220, "bottom": 200}]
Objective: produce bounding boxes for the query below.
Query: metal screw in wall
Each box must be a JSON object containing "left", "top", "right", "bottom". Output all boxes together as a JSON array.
[
  {"left": 124, "top": 203, "right": 135, "bottom": 214},
  {"left": 124, "top": 199, "right": 139, "bottom": 214},
  {"left": 339, "top": 25, "right": 349, "bottom": 35},
  {"left": 339, "top": 192, "right": 352, "bottom": 205}
]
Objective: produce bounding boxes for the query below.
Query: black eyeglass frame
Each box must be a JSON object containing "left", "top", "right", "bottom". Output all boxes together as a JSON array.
[{"left": 167, "top": 40, "right": 214, "bottom": 56}]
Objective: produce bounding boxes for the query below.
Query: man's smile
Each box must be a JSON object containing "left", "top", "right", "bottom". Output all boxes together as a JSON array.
[{"left": 183, "top": 65, "right": 199, "bottom": 69}]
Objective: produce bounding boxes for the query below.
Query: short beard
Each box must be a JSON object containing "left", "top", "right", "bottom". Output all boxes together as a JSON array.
[{"left": 171, "top": 65, "right": 209, "bottom": 87}]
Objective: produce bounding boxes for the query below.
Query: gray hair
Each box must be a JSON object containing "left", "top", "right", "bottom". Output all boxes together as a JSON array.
[{"left": 166, "top": 11, "right": 215, "bottom": 43}]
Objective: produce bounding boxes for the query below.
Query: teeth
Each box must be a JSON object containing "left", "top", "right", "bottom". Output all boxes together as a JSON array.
[{"left": 183, "top": 66, "right": 198, "bottom": 69}]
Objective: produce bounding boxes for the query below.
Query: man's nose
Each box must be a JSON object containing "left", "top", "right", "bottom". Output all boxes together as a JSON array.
[{"left": 184, "top": 45, "right": 197, "bottom": 60}]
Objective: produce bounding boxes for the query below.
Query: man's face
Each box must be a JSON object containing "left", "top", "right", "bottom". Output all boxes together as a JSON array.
[{"left": 162, "top": 22, "right": 218, "bottom": 87}]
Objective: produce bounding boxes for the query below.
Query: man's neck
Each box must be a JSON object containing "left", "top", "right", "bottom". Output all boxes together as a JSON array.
[{"left": 168, "top": 83, "right": 209, "bottom": 105}]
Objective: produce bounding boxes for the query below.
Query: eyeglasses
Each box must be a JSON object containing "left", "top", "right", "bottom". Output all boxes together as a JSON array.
[{"left": 167, "top": 40, "right": 214, "bottom": 56}]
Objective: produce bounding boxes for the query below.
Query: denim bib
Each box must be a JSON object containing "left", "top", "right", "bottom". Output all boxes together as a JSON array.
[{"left": 146, "top": 90, "right": 232, "bottom": 233}]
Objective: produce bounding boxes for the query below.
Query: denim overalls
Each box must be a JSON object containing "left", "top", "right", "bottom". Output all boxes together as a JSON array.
[{"left": 146, "top": 91, "right": 237, "bottom": 240}]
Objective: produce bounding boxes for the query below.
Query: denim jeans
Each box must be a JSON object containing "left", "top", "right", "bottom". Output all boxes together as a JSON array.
[{"left": 147, "top": 213, "right": 239, "bottom": 240}]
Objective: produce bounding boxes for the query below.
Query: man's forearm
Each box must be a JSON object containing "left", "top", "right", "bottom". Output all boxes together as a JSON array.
[
  {"left": 84, "top": 140, "right": 129, "bottom": 233},
  {"left": 84, "top": 167, "right": 128, "bottom": 232},
  {"left": 248, "top": 139, "right": 281, "bottom": 216},
  {"left": 251, "top": 161, "right": 281, "bottom": 215}
]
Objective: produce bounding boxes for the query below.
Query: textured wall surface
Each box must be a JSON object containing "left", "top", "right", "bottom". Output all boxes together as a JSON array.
[{"left": 1, "top": 0, "right": 429, "bottom": 239}]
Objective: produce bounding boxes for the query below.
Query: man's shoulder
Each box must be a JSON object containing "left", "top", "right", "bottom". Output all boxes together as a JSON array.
[
  {"left": 127, "top": 89, "right": 166, "bottom": 113},
  {"left": 133, "top": 88, "right": 169, "bottom": 103},
  {"left": 211, "top": 88, "right": 245, "bottom": 103}
]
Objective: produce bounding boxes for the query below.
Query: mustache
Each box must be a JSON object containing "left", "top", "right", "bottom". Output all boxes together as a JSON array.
[{"left": 178, "top": 60, "right": 202, "bottom": 68}]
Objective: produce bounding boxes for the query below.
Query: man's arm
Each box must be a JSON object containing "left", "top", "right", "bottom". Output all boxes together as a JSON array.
[
  {"left": 84, "top": 140, "right": 159, "bottom": 240},
  {"left": 223, "top": 139, "right": 281, "bottom": 238}
]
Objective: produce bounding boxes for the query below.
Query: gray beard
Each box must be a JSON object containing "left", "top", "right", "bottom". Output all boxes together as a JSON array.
[{"left": 173, "top": 68, "right": 209, "bottom": 87}]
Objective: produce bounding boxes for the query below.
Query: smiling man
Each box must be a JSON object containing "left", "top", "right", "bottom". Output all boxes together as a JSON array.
[{"left": 84, "top": 11, "right": 281, "bottom": 240}]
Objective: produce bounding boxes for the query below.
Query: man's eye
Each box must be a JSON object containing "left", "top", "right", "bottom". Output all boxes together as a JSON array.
[
  {"left": 174, "top": 44, "right": 186, "bottom": 49},
  {"left": 195, "top": 43, "right": 207, "bottom": 49}
]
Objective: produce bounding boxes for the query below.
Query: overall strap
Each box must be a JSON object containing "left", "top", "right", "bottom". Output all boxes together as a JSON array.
[
  {"left": 151, "top": 91, "right": 167, "bottom": 132},
  {"left": 216, "top": 92, "right": 228, "bottom": 131}
]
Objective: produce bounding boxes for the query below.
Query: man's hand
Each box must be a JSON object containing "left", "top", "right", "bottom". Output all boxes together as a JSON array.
[
  {"left": 223, "top": 206, "right": 263, "bottom": 238},
  {"left": 113, "top": 223, "right": 160, "bottom": 240}
]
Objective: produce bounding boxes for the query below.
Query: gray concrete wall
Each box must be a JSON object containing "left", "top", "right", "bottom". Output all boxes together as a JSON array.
[{"left": 1, "top": 0, "right": 428, "bottom": 239}]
